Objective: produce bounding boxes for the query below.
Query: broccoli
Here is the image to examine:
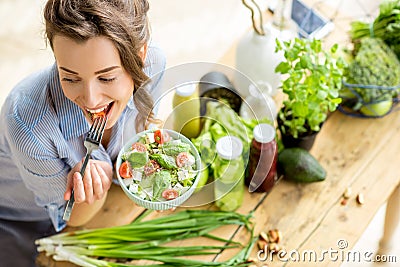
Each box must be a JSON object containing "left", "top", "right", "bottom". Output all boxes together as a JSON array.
[{"left": 344, "top": 37, "right": 400, "bottom": 108}]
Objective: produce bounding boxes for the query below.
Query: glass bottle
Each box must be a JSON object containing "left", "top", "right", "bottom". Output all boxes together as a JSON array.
[
  {"left": 214, "top": 136, "right": 245, "bottom": 211},
  {"left": 239, "top": 82, "right": 278, "bottom": 122},
  {"left": 172, "top": 83, "right": 201, "bottom": 139},
  {"left": 234, "top": 0, "right": 297, "bottom": 98},
  {"left": 245, "top": 124, "right": 278, "bottom": 193}
]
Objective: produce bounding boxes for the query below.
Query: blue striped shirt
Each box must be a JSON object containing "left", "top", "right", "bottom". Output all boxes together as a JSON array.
[{"left": 0, "top": 44, "right": 166, "bottom": 231}]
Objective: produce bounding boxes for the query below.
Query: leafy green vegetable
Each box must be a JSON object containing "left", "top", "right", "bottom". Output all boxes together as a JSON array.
[
  {"left": 149, "top": 153, "right": 178, "bottom": 170},
  {"left": 152, "top": 170, "right": 171, "bottom": 201},
  {"left": 140, "top": 173, "right": 155, "bottom": 189},
  {"left": 343, "top": 37, "right": 400, "bottom": 111},
  {"left": 350, "top": 0, "right": 400, "bottom": 59},
  {"left": 161, "top": 141, "right": 190, "bottom": 156},
  {"left": 127, "top": 151, "right": 149, "bottom": 168}
]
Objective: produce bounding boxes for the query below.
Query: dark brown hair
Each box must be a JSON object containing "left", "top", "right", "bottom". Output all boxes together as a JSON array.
[{"left": 44, "top": 0, "right": 158, "bottom": 131}]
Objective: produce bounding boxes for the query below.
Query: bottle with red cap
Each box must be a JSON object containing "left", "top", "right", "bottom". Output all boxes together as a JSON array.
[{"left": 245, "top": 123, "right": 278, "bottom": 193}]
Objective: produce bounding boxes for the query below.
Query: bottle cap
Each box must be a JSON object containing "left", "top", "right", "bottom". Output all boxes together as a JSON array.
[
  {"left": 175, "top": 83, "right": 197, "bottom": 97},
  {"left": 216, "top": 136, "right": 243, "bottom": 160},
  {"left": 253, "top": 123, "right": 275, "bottom": 143}
]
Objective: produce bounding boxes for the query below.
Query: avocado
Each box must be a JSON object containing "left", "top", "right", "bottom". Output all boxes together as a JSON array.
[{"left": 278, "top": 148, "right": 326, "bottom": 183}]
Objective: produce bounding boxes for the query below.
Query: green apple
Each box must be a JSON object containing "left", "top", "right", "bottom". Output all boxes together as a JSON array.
[{"left": 195, "top": 161, "right": 209, "bottom": 193}]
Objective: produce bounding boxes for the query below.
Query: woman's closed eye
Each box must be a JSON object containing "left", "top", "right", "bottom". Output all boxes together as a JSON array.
[
  {"left": 99, "top": 77, "right": 116, "bottom": 83},
  {"left": 62, "top": 77, "right": 80, "bottom": 83}
]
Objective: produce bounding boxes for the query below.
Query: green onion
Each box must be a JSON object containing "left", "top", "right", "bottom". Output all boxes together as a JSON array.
[{"left": 36, "top": 210, "right": 255, "bottom": 266}]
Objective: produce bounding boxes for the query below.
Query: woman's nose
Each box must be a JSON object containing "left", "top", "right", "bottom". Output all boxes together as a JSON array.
[{"left": 82, "top": 81, "right": 99, "bottom": 107}]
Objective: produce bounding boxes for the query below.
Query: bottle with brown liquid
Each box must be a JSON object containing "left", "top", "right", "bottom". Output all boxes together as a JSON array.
[{"left": 246, "top": 123, "right": 278, "bottom": 193}]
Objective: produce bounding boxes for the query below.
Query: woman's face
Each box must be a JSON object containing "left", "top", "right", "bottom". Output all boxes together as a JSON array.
[{"left": 53, "top": 35, "right": 135, "bottom": 129}]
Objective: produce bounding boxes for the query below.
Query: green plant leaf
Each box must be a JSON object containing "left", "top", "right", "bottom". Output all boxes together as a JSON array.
[
  {"left": 300, "top": 55, "right": 312, "bottom": 69},
  {"left": 276, "top": 37, "right": 345, "bottom": 138},
  {"left": 275, "top": 61, "right": 291, "bottom": 74},
  {"left": 316, "top": 89, "right": 328, "bottom": 100},
  {"left": 330, "top": 43, "right": 338, "bottom": 53},
  {"left": 292, "top": 102, "right": 308, "bottom": 117}
]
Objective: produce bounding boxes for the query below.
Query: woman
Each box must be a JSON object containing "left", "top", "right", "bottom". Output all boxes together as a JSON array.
[{"left": 0, "top": 0, "right": 165, "bottom": 265}]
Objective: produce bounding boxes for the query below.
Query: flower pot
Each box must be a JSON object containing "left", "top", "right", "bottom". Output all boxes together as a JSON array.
[
  {"left": 277, "top": 115, "right": 321, "bottom": 151},
  {"left": 279, "top": 130, "right": 318, "bottom": 151}
]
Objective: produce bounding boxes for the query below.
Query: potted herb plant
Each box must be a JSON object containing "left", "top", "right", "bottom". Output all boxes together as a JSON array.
[{"left": 275, "top": 38, "right": 346, "bottom": 150}]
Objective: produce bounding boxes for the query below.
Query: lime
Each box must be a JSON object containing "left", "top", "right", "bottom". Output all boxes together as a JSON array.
[
  {"left": 217, "top": 198, "right": 239, "bottom": 211},
  {"left": 360, "top": 100, "right": 392, "bottom": 117}
]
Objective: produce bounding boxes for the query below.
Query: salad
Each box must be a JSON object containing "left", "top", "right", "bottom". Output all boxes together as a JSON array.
[{"left": 118, "top": 129, "right": 198, "bottom": 202}]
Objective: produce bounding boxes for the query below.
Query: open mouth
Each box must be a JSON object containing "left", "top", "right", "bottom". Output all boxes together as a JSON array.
[{"left": 86, "top": 102, "right": 114, "bottom": 121}]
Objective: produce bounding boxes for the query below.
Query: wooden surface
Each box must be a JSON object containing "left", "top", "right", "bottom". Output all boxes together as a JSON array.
[
  {"left": 37, "top": 110, "right": 400, "bottom": 267},
  {"left": 37, "top": 2, "right": 399, "bottom": 267}
]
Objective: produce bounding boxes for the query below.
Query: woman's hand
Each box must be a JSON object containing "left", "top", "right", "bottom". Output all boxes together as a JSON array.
[{"left": 64, "top": 159, "right": 113, "bottom": 204}]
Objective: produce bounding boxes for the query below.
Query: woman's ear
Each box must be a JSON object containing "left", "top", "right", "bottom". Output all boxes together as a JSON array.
[{"left": 139, "top": 43, "right": 148, "bottom": 63}]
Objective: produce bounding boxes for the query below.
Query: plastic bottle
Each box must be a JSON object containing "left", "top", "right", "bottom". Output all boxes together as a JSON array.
[
  {"left": 245, "top": 124, "right": 278, "bottom": 193},
  {"left": 214, "top": 136, "right": 245, "bottom": 211},
  {"left": 172, "top": 83, "right": 201, "bottom": 139}
]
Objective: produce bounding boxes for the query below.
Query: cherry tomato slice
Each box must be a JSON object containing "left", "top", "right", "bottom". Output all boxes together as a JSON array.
[
  {"left": 176, "top": 152, "right": 189, "bottom": 167},
  {"left": 162, "top": 189, "right": 179, "bottom": 200},
  {"left": 131, "top": 142, "right": 147, "bottom": 152},
  {"left": 144, "top": 160, "right": 160, "bottom": 176},
  {"left": 154, "top": 130, "right": 164, "bottom": 144},
  {"left": 93, "top": 110, "right": 106, "bottom": 119},
  {"left": 119, "top": 161, "right": 132, "bottom": 178}
]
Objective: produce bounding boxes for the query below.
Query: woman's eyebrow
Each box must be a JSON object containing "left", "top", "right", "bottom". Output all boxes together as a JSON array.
[
  {"left": 95, "top": 66, "right": 120, "bottom": 75},
  {"left": 59, "top": 66, "right": 78, "bottom": 74},
  {"left": 58, "top": 66, "right": 120, "bottom": 75}
]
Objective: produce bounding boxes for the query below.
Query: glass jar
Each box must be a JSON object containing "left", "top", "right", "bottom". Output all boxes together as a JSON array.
[
  {"left": 245, "top": 124, "right": 278, "bottom": 193},
  {"left": 214, "top": 136, "right": 245, "bottom": 211},
  {"left": 239, "top": 82, "right": 278, "bottom": 122}
]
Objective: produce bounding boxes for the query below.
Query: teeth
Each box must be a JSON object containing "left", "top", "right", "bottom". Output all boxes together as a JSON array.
[{"left": 86, "top": 105, "right": 108, "bottom": 114}]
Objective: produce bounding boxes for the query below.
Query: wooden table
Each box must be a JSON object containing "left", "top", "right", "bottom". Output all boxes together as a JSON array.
[
  {"left": 37, "top": 2, "right": 399, "bottom": 266},
  {"left": 36, "top": 113, "right": 400, "bottom": 267}
]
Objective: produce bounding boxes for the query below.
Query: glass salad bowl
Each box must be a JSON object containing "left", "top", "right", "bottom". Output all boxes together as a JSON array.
[{"left": 116, "top": 128, "right": 201, "bottom": 210}]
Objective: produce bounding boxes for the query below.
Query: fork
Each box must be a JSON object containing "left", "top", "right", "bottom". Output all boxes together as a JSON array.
[{"left": 63, "top": 116, "right": 108, "bottom": 221}]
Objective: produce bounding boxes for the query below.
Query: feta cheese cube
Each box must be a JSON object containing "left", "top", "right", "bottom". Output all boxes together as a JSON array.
[
  {"left": 186, "top": 154, "right": 196, "bottom": 166},
  {"left": 177, "top": 169, "right": 189, "bottom": 181},
  {"left": 145, "top": 133, "right": 155, "bottom": 144},
  {"left": 122, "top": 178, "right": 134, "bottom": 187},
  {"left": 173, "top": 183, "right": 189, "bottom": 195},
  {"left": 143, "top": 187, "right": 153, "bottom": 199},
  {"left": 173, "top": 183, "right": 184, "bottom": 190},
  {"left": 132, "top": 170, "right": 142, "bottom": 182},
  {"left": 129, "top": 183, "right": 139, "bottom": 194}
]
